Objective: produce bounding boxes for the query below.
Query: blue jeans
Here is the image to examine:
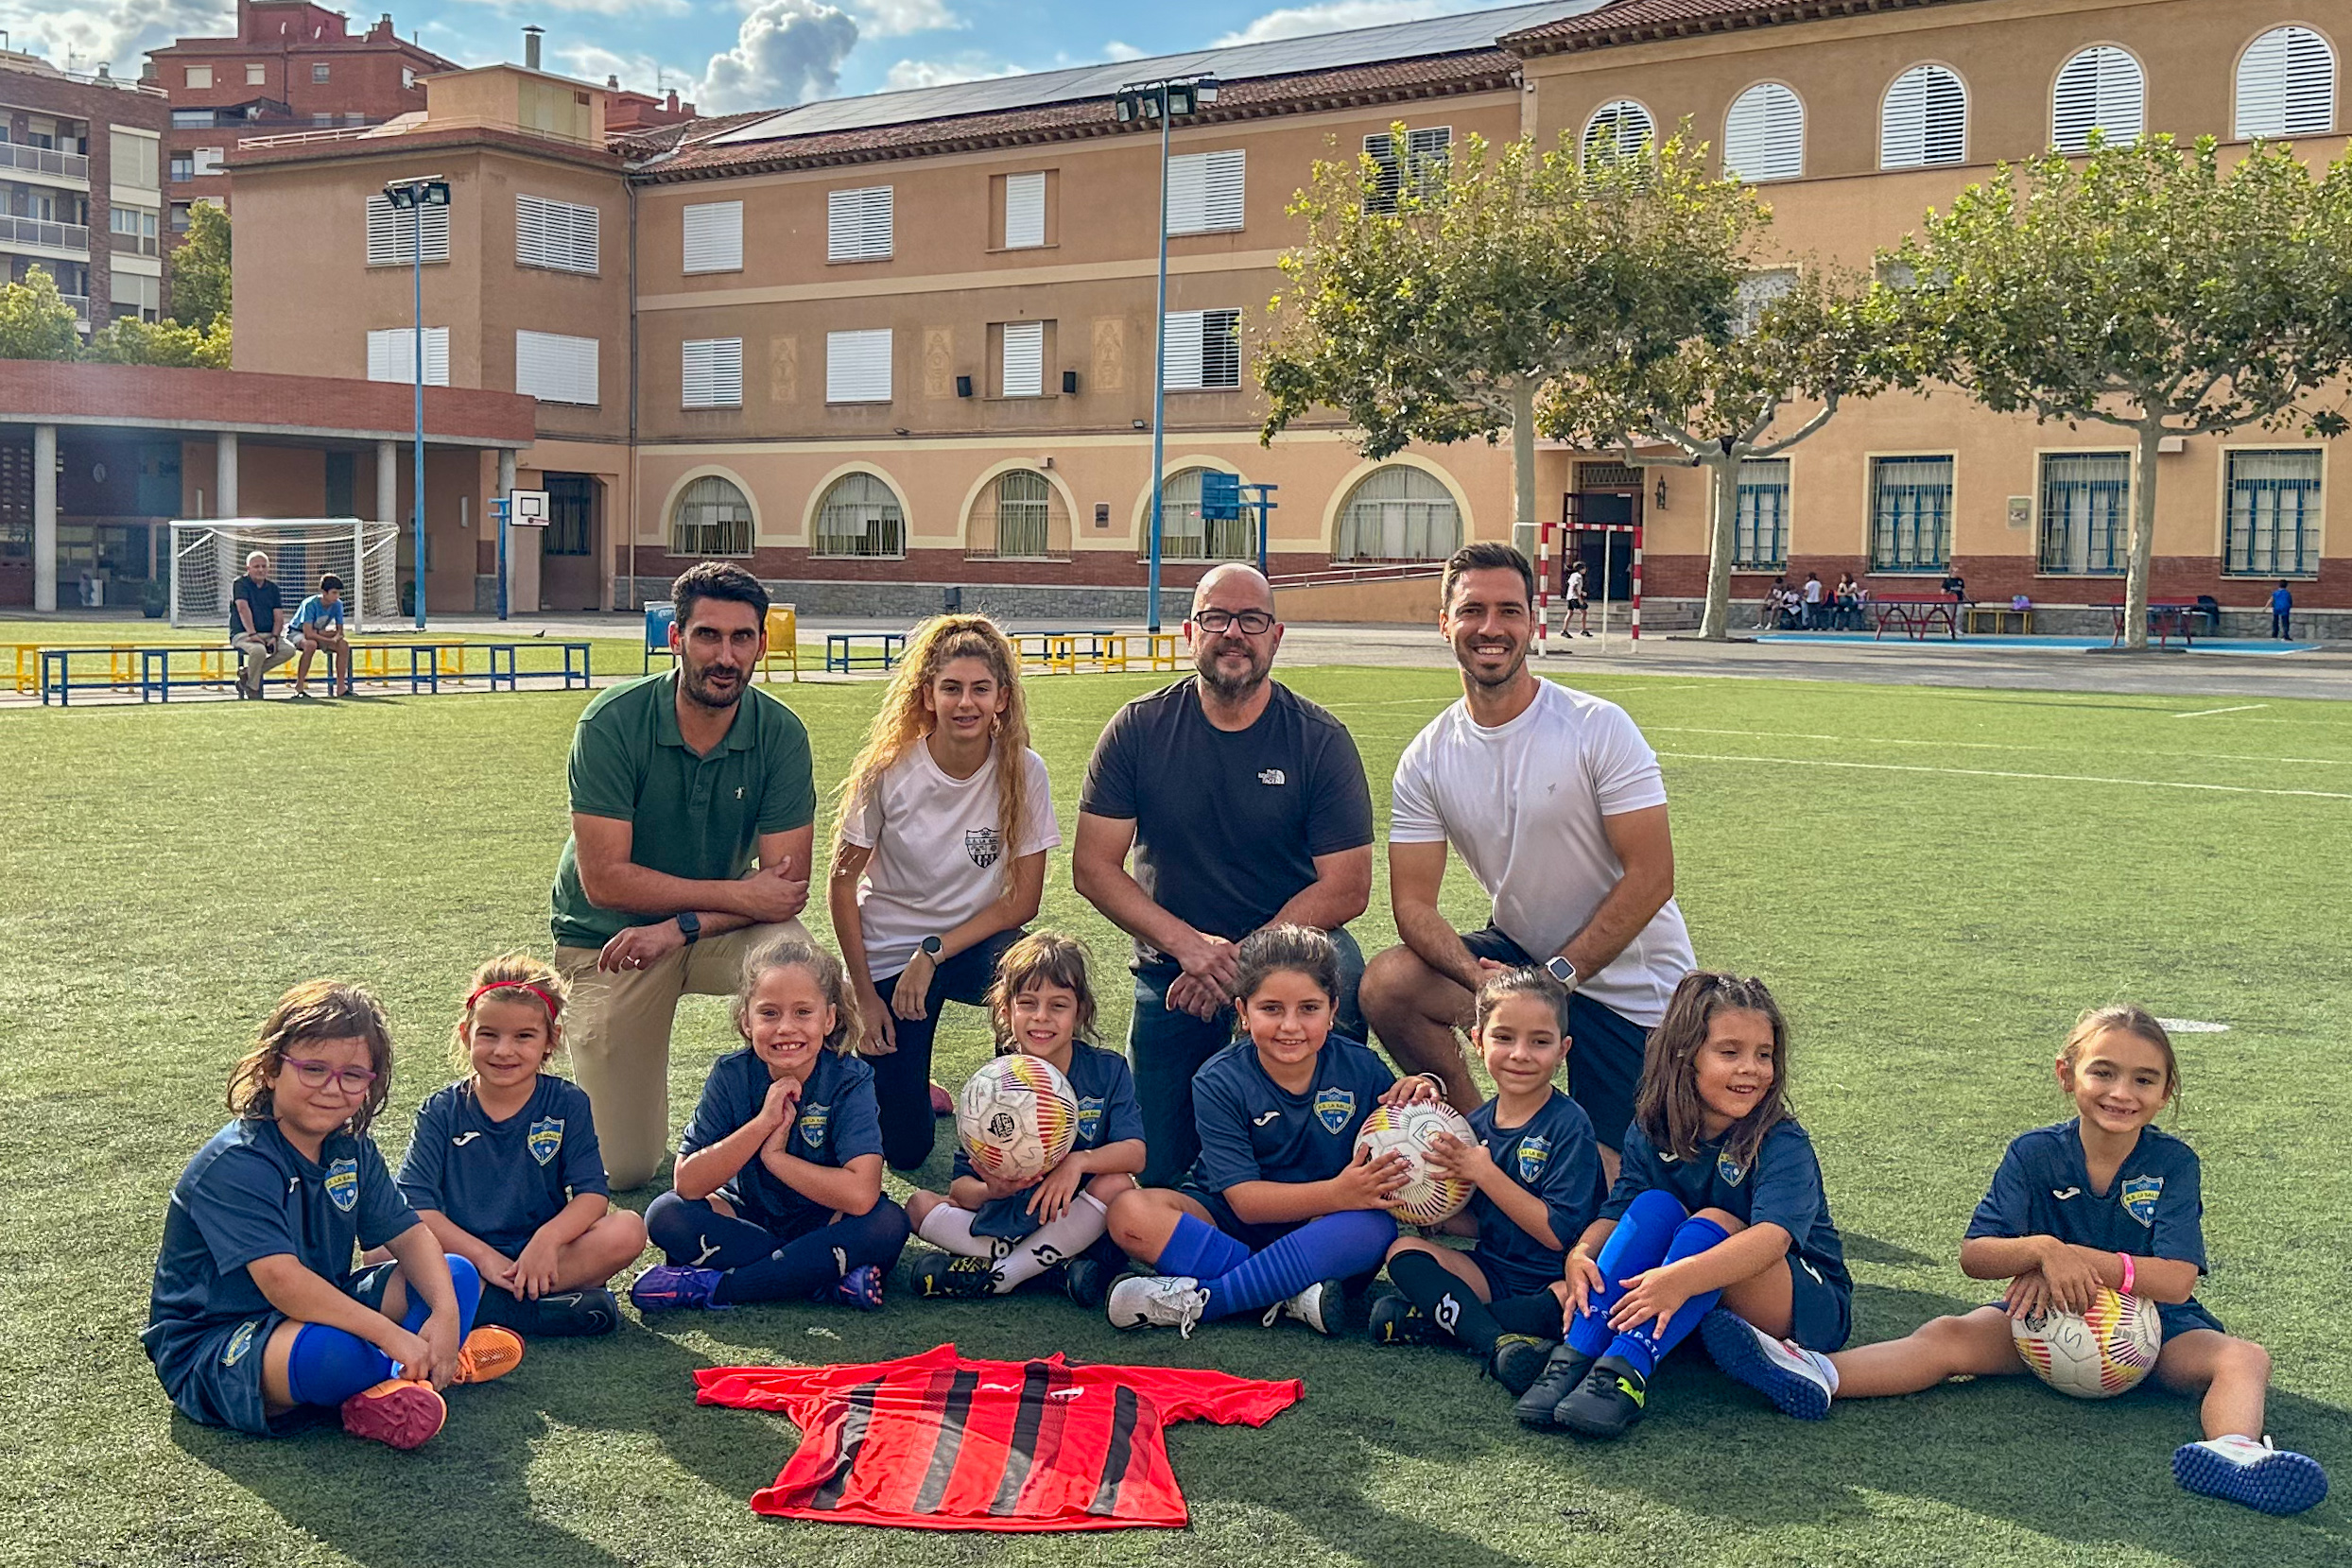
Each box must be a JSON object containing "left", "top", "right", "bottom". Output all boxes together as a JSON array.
[{"left": 1127, "top": 926, "right": 1364, "bottom": 1188}]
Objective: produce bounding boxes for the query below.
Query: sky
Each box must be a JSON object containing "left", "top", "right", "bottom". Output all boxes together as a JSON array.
[{"left": 0, "top": 0, "right": 1513, "bottom": 115}]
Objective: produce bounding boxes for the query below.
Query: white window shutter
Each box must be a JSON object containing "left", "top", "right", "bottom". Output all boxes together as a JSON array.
[
  {"left": 1202, "top": 149, "right": 1244, "bottom": 231},
  {"left": 2051, "top": 46, "right": 2144, "bottom": 152},
  {"left": 1724, "top": 83, "right": 1804, "bottom": 182},
  {"left": 514, "top": 330, "right": 598, "bottom": 405},
  {"left": 1161, "top": 310, "right": 1203, "bottom": 389},
  {"left": 516, "top": 194, "right": 598, "bottom": 273},
  {"left": 1881, "top": 65, "right": 1967, "bottom": 168},
  {"left": 826, "top": 329, "right": 892, "bottom": 403},
  {"left": 1200, "top": 309, "right": 1240, "bottom": 388},
  {"left": 367, "top": 327, "right": 448, "bottom": 386},
  {"left": 682, "top": 200, "right": 743, "bottom": 274},
  {"left": 682, "top": 337, "right": 744, "bottom": 407},
  {"left": 1166, "top": 150, "right": 1244, "bottom": 234},
  {"left": 2237, "top": 26, "right": 2336, "bottom": 139},
  {"left": 828, "top": 186, "right": 893, "bottom": 261},
  {"left": 1001, "top": 320, "right": 1044, "bottom": 397},
  {"left": 366, "top": 193, "right": 448, "bottom": 266},
  {"left": 1004, "top": 172, "right": 1046, "bottom": 249},
  {"left": 1582, "top": 101, "right": 1655, "bottom": 167}
]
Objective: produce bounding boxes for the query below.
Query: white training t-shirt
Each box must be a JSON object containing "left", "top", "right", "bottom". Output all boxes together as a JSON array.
[
  {"left": 1565, "top": 569, "right": 1586, "bottom": 600},
  {"left": 841, "top": 740, "right": 1060, "bottom": 980},
  {"left": 1390, "top": 679, "right": 1694, "bottom": 1025}
]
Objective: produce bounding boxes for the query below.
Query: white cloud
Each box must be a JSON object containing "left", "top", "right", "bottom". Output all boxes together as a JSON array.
[
  {"left": 883, "top": 53, "right": 1020, "bottom": 91},
  {"left": 852, "top": 0, "right": 961, "bottom": 39},
  {"left": 1103, "top": 40, "right": 1145, "bottom": 61},
  {"left": 8, "top": 0, "right": 229, "bottom": 78},
  {"left": 700, "top": 0, "right": 861, "bottom": 112},
  {"left": 1213, "top": 0, "right": 1480, "bottom": 47}
]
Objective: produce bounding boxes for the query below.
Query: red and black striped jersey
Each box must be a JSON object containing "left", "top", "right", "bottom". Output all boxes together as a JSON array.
[{"left": 695, "top": 1344, "right": 1303, "bottom": 1531}]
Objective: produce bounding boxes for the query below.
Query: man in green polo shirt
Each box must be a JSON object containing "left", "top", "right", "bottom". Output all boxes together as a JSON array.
[{"left": 550, "top": 561, "right": 816, "bottom": 1189}]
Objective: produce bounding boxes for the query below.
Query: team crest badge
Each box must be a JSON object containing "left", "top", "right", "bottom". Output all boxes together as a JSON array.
[
  {"left": 2119, "top": 1175, "right": 2163, "bottom": 1226},
  {"left": 1313, "top": 1087, "right": 1356, "bottom": 1134},
  {"left": 800, "top": 1103, "right": 831, "bottom": 1149},
  {"left": 964, "top": 827, "right": 1002, "bottom": 870},
  {"left": 324, "top": 1158, "right": 359, "bottom": 1213},
  {"left": 221, "top": 1319, "right": 257, "bottom": 1368},
  {"left": 527, "top": 1118, "right": 564, "bottom": 1167},
  {"left": 1716, "top": 1149, "right": 1749, "bottom": 1187},
  {"left": 1516, "top": 1136, "right": 1552, "bottom": 1185},
  {"left": 1077, "top": 1096, "right": 1104, "bottom": 1143}
]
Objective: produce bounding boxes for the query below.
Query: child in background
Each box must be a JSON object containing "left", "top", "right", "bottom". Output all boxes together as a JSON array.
[
  {"left": 390, "top": 955, "right": 646, "bottom": 1336},
  {"left": 1103, "top": 924, "right": 1439, "bottom": 1337},
  {"left": 286, "top": 573, "right": 354, "bottom": 698},
  {"left": 633, "top": 935, "right": 909, "bottom": 1312},
  {"left": 1714, "top": 1006, "right": 2327, "bottom": 1516},
  {"left": 1517, "top": 972, "right": 1850, "bottom": 1439},
  {"left": 904, "top": 931, "right": 1145, "bottom": 1306},
  {"left": 145, "top": 981, "right": 522, "bottom": 1450},
  {"left": 1373, "top": 967, "right": 1604, "bottom": 1396}
]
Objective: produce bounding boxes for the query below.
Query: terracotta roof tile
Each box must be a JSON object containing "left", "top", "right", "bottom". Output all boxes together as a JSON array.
[{"left": 1501, "top": 0, "right": 1988, "bottom": 54}]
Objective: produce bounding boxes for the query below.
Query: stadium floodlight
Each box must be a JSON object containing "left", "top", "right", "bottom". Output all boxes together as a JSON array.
[{"left": 383, "top": 175, "right": 448, "bottom": 629}]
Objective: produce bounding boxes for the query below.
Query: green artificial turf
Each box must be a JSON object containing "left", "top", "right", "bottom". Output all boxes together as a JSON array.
[{"left": 2, "top": 665, "right": 2347, "bottom": 1568}]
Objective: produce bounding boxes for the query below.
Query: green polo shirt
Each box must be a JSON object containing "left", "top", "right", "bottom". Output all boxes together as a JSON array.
[{"left": 548, "top": 671, "right": 818, "bottom": 949}]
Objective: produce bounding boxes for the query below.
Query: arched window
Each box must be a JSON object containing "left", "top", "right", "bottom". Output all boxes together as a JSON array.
[
  {"left": 1335, "top": 466, "right": 1461, "bottom": 561},
  {"left": 2051, "top": 45, "right": 2144, "bottom": 152},
  {"left": 813, "top": 472, "right": 904, "bottom": 559},
  {"left": 1155, "top": 468, "right": 1254, "bottom": 561},
  {"left": 1723, "top": 83, "right": 1804, "bottom": 183},
  {"left": 1881, "top": 64, "right": 1967, "bottom": 169},
  {"left": 1582, "top": 100, "right": 1655, "bottom": 168},
  {"left": 2237, "top": 26, "right": 2336, "bottom": 138},
  {"left": 971, "top": 469, "right": 1069, "bottom": 560},
  {"left": 669, "top": 474, "right": 752, "bottom": 556}
]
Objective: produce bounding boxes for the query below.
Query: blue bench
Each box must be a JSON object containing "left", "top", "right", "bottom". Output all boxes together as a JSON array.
[
  {"left": 38, "top": 641, "right": 594, "bottom": 705},
  {"left": 826, "top": 630, "right": 907, "bottom": 674}
]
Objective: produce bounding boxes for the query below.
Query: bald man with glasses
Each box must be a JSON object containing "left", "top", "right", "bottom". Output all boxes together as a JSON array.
[{"left": 1073, "top": 564, "right": 1375, "bottom": 1185}]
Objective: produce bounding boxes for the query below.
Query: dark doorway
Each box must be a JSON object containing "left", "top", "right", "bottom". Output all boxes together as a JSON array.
[{"left": 542, "top": 473, "right": 600, "bottom": 610}]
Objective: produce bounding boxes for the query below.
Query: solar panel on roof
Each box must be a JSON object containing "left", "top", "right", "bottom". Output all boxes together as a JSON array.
[{"left": 705, "top": 0, "right": 1610, "bottom": 147}]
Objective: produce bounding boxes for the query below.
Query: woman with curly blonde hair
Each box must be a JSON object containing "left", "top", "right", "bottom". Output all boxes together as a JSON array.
[{"left": 827, "top": 613, "right": 1060, "bottom": 1170}]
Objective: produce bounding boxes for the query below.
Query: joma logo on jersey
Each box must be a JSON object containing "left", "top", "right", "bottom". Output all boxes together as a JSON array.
[
  {"left": 1077, "top": 1096, "right": 1104, "bottom": 1142},
  {"left": 323, "top": 1158, "right": 359, "bottom": 1213},
  {"left": 2119, "top": 1175, "right": 2164, "bottom": 1226},
  {"left": 1313, "top": 1088, "right": 1356, "bottom": 1133},
  {"left": 527, "top": 1117, "right": 564, "bottom": 1167},
  {"left": 800, "top": 1104, "right": 831, "bottom": 1149},
  {"left": 965, "top": 827, "right": 1002, "bottom": 870},
  {"left": 1516, "top": 1136, "right": 1551, "bottom": 1184}
]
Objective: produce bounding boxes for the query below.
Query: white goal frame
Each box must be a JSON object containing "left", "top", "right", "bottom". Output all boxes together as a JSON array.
[{"left": 168, "top": 518, "right": 399, "bottom": 633}]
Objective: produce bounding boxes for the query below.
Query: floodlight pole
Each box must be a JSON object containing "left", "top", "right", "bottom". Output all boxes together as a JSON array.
[{"left": 410, "top": 197, "right": 425, "bottom": 630}]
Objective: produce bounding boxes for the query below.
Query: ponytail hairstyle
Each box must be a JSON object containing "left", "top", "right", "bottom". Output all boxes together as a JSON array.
[
  {"left": 832, "top": 614, "right": 1032, "bottom": 892},
  {"left": 1474, "top": 965, "right": 1571, "bottom": 1038},
  {"left": 2058, "top": 1004, "right": 2181, "bottom": 1112},
  {"left": 226, "top": 980, "right": 396, "bottom": 1138},
  {"left": 1231, "top": 924, "right": 1340, "bottom": 1009},
  {"left": 734, "top": 932, "right": 858, "bottom": 1055},
  {"left": 1633, "top": 971, "right": 1790, "bottom": 1172},
  {"left": 986, "top": 930, "right": 1099, "bottom": 1054},
  {"left": 451, "top": 951, "right": 567, "bottom": 1070}
]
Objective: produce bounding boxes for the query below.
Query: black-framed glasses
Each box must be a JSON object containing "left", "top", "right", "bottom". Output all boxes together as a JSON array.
[{"left": 1193, "top": 609, "right": 1274, "bottom": 635}]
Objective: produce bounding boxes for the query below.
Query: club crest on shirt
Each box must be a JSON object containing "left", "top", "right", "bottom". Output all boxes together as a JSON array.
[
  {"left": 1716, "top": 1149, "right": 1749, "bottom": 1187},
  {"left": 324, "top": 1158, "right": 359, "bottom": 1213},
  {"left": 1076, "top": 1096, "right": 1104, "bottom": 1143},
  {"left": 527, "top": 1117, "right": 564, "bottom": 1167},
  {"left": 2119, "top": 1175, "right": 2163, "bottom": 1226},
  {"left": 1313, "top": 1087, "right": 1356, "bottom": 1133},
  {"left": 800, "top": 1103, "right": 831, "bottom": 1149},
  {"left": 965, "top": 826, "right": 1002, "bottom": 870},
  {"left": 1516, "top": 1135, "right": 1552, "bottom": 1185},
  {"left": 221, "top": 1319, "right": 258, "bottom": 1368}
]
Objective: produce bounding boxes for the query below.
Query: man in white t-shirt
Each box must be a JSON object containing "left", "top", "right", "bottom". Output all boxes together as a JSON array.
[
  {"left": 1359, "top": 542, "right": 1695, "bottom": 1167},
  {"left": 1564, "top": 565, "right": 1589, "bottom": 636}
]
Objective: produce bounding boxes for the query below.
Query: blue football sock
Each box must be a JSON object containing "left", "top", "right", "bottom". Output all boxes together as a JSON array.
[
  {"left": 396, "top": 1254, "right": 482, "bottom": 1338},
  {"left": 1157, "top": 1211, "right": 1252, "bottom": 1281},
  {"left": 1201, "top": 1210, "right": 1395, "bottom": 1320},
  {"left": 1566, "top": 1188, "right": 1686, "bottom": 1355},
  {"left": 646, "top": 1191, "right": 786, "bottom": 1269},
  {"left": 1604, "top": 1214, "right": 1731, "bottom": 1377},
  {"left": 285, "top": 1323, "right": 395, "bottom": 1407}
]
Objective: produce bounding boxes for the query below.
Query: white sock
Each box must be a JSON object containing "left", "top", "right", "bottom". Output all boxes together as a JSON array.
[
  {"left": 915, "top": 1202, "right": 997, "bottom": 1258},
  {"left": 992, "top": 1194, "right": 1110, "bottom": 1293}
]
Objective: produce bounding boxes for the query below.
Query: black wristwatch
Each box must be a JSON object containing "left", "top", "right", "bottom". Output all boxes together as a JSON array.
[
  {"left": 919, "top": 935, "right": 943, "bottom": 960},
  {"left": 1545, "top": 956, "right": 1579, "bottom": 991},
  {"left": 676, "top": 911, "right": 701, "bottom": 946}
]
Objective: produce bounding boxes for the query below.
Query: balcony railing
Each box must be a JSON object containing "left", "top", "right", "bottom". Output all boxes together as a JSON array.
[
  {"left": 0, "top": 215, "right": 90, "bottom": 252},
  {"left": 0, "top": 143, "right": 90, "bottom": 181}
]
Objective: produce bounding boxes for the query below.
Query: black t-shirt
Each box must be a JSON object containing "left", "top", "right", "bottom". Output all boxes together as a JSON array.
[
  {"left": 231, "top": 577, "right": 282, "bottom": 639},
  {"left": 1079, "top": 677, "right": 1373, "bottom": 974}
]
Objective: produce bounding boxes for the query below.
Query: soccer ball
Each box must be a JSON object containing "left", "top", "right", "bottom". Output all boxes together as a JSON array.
[
  {"left": 956, "top": 1054, "right": 1079, "bottom": 1183},
  {"left": 1353, "top": 1099, "right": 1478, "bottom": 1227},
  {"left": 2011, "top": 1286, "right": 2161, "bottom": 1398}
]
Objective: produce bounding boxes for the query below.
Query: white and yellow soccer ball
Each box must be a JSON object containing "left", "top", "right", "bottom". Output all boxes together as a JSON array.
[
  {"left": 2011, "top": 1286, "right": 2161, "bottom": 1398},
  {"left": 956, "top": 1054, "right": 1079, "bottom": 1183},
  {"left": 1353, "top": 1099, "right": 1479, "bottom": 1227}
]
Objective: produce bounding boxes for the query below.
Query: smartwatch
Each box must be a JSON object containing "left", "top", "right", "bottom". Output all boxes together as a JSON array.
[
  {"left": 919, "top": 935, "right": 944, "bottom": 959},
  {"left": 1544, "top": 956, "right": 1579, "bottom": 991},
  {"left": 676, "top": 911, "right": 701, "bottom": 946}
]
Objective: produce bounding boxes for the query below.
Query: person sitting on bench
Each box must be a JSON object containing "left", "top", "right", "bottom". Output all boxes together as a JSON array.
[
  {"left": 231, "top": 552, "right": 295, "bottom": 700},
  {"left": 288, "top": 574, "right": 355, "bottom": 698}
]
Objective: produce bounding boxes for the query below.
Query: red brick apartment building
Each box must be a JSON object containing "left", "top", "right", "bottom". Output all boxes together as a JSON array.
[{"left": 0, "top": 48, "right": 168, "bottom": 329}]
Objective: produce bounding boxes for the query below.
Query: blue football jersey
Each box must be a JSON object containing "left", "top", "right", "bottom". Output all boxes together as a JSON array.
[
  {"left": 1966, "top": 1119, "right": 2208, "bottom": 1270},
  {"left": 954, "top": 1043, "right": 1146, "bottom": 1240},
  {"left": 1602, "top": 1116, "right": 1852, "bottom": 1304},
  {"left": 1465, "top": 1089, "right": 1605, "bottom": 1300},
  {"left": 396, "top": 1075, "right": 611, "bottom": 1257},
  {"left": 1188, "top": 1034, "right": 1396, "bottom": 1193},
  {"left": 679, "top": 1047, "right": 884, "bottom": 1233}
]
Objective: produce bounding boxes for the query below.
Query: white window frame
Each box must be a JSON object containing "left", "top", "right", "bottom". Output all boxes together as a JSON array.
[
  {"left": 515, "top": 193, "right": 599, "bottom": 275},
  {"left": 1161, "top": 308, "right": 1241, "bottom": 391},
  {"left": 1582, "top": 100, "right": 1656, "bottom": 168},
  {"left": 2051, "top": 44, "right": 2145, "bottom": 153},
  {"left": 1723, "top": 82, "right": 1804, "bottom": 183},
  {"left": 1881, "top": 64, "right": 1968, "bottom": 169},
  {"left": 247, "top": 63, "right": 266, "bottom": 86},
  {"left": 366, "top": 192, "right": 449, "bottom": 266},
  {"left": 1166, "top": 149, "right": 1245, "bottom": 235},
  {"left": 2235, "top": 26, "right": 2337, "bottom": 139},
  {"left": 514, "top": 329, "right": 599, "bottom": 405},
  {"left": 185, "top": 65, "right": 213, "bottom": 89},
  {"left": 826, "top": 329, "right": 893, "bottom": 404},
  {"left": 192, "top": 146, "right": 225, "bottom": 177},
  {"left": 682, "top": 200, "right": 743, "bottom": 274},
  {"left": 827, "top": 185, "right": 893, "bottom": 262},
  {"left": 681, "top": 337, "right": 744, "bottom": 408},
  {"left": 367, "top": 327, "right": 450, "bottom": 386},
  {"left": 1003, "top": 171, "right": 1046, "bottom": 250},
  {"left": 1000, "top": 320, "right": 1045, "bottom": 397},
  {"left": 1363, "top": 126, "right": 1451, "bottom": 211}
]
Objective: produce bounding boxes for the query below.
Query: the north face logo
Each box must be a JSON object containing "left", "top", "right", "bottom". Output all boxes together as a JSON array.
[{"left": 1258, "top": 768, "right": 1287, "bottom": 785}]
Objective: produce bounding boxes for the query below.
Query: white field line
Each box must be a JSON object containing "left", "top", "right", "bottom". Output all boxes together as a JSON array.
[
  {"left": 2172, "top": 704, "right": 2269, "bottom": 718},
  {"left": 1645, "top": 725, "right": 2352, "bottom": 768},
  {"left": 1657, "top": 750, "right": 2352, "bottom": 801}
]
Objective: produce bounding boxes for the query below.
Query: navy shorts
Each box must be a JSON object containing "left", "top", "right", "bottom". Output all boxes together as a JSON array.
[
  {"left": 152, "top": 1312, "right": 285, "bottom": 1436},
  {"left": 1466, "top": 1249, "right": 1565, "bottom": 1306},
  {"left": 1789, "top": 1253, "right": 1852, "bottom": 1353},
  {"left": 1180, "top": 1185, "right": 1299, "bottom": 1253},
  {"left": 1991, "top": 1293, "right": 2226, "bottom": 1344},
  {"left": 1459, "top": 925, "right": 1652, "bottom": 1149}
]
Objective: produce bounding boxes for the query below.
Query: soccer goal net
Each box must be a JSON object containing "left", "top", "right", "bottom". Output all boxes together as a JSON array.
[{"left": 169, "top": 519, "right": 400, "bottom": 632}]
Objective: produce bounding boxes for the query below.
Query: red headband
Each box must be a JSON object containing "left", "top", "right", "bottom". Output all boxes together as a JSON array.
[{"left": 467, "top": 981, "right": 561, "bottom": 1020}]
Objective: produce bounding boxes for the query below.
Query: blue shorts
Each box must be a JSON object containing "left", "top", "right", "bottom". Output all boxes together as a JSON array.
[
  {"left": 1458, "top": 926, "right": 1650, "bottom": 1150},
  {"left": 1180, "top": 1185, "right": 1299, "bottom": 1254},
  {"left": 1991, "top": 1294, "right": 2226, "bottom": 1344},
  {"left": 1788, "top": 1251, "right": 1851, "bottom": 1353},
  {"left": 151, "top": 1311, "right": 286, "bottom": 1437}
]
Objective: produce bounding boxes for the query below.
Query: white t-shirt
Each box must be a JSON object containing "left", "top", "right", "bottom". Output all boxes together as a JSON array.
[
  {"left": 1390, "top": 679, "right": 1694, "bottom": 1025},
  {"left": 1565, "top": 569, "right": 1586, "bottom": 600},
  {"left": 1802, "top": 578, "right": 1823, "bottom": 605},
  {"left": 841, "top": 740, "right": 1060, "bottom": 980}
]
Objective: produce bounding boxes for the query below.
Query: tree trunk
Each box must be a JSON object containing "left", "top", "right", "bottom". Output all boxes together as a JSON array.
[
  {"left": 2123, "top": 422, "right": 2162, "bottom": 652},
  {"left": 1697, "top": 453, "right": 1740, "bottom": 641},
  {"left": 1510, "top": 379, "right": 1539, "bottom": 563}
]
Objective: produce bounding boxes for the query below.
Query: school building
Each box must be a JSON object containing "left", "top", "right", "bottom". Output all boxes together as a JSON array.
[{"left": 199, "top": 0, "right": 2346, "bottom": 625}]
